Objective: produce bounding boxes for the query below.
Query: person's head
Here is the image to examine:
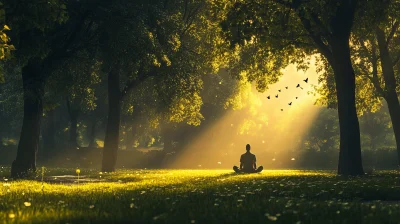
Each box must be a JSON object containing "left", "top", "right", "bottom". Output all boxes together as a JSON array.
[{"left": 246, "top": 144, "right": 250, "bottom": 152}]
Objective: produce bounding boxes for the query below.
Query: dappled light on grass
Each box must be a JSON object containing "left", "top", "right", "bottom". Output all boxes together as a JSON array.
[{"left": 2, "top": 168, "right": 400, "bottom": 223}]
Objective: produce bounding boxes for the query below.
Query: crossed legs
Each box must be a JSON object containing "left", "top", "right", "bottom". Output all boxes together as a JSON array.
[{"left": 233, "top": 166, "right": 263, "bottom": 173}]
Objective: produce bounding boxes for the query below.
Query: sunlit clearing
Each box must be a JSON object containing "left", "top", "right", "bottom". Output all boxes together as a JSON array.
[
  {"left": 2, "top": 167, "right": 400, "bottom": 223},
  {"left": 170, "top": 59, "right": 322, "bottom": 169}
]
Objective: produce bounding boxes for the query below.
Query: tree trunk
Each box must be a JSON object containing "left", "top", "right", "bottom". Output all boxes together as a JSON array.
[
  {"left": 42, "top": 109, "right": 56, "bottom": 160},
  {"left": 101, "top": 66, "right": 121, "bottom": 172},
  {"left": 330, "top": 37, "right": 364, "bottom": 176},
  {"left": 11, "top": 62, "right": 44, "bottom": 178},
  {"left": 376, "top": 27, "right": 400, "bottom": 166}
]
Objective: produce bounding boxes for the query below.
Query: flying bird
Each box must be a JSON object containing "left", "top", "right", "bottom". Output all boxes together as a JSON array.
[
  {"left": 288, "top": 102, "right": 292, "bottom": 105},
  {"left": 267, "top": 95, "right": 270, "bottom": 99},
  {"left": 296, "top": 84, "right": 300, "bottom": 88},
  {"left": 275, "top": 94, "right": 278, "bottom": 98},
  {"left": 281, "top": 109, "right": 283, "bottom": 111},
  {"left": 285, "top": 86, "right": 288, "bottom": 89},
  {"left": 304, "top": 78, "right": 308, "bottom": 83},
  {"left": 278, "top": 89, "right": 281, "bottom": 92},
  {"left": 296, "top": 97, "right": 298, "bottom": 99}
]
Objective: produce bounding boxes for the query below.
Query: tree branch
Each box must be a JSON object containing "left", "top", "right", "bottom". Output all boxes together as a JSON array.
[
  {"left": 365, "top": 74, "right": 385, "bottom": 97},
  {"left": 393, "top": 53, "right": 400, "bottom": 67},
  {"left": 119, "top": 69, "right": 157, "bottom": 101},
  {"left": 272, "top": 0, "right": 293, "bottom": 8},
  {"left": 180, "top": 2, "right": 204, "bottom": 37},
  {"left": 370, "top": 39, "right": 385, "bottom": 97},
  {"left": 297, "top": 9, "right": 333, "bottom": 63},
  {"left": 310, "top": 13, "right": 330, "bottom": 35},
  {"left": 387, "top": 21, "right": 399, "bottom": 45},
  {"left": 358, "top": 37, "right": 373, "bottom": 63}
]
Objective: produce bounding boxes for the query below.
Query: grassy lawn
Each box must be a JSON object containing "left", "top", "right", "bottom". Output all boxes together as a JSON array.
[{"left": 1, "top": 168, "right": 400, "bottom": 223}]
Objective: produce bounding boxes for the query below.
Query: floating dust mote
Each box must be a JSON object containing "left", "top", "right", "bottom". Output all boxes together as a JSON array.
[{"left": 170, "top": 60, "right": 322, "bottom": 169}]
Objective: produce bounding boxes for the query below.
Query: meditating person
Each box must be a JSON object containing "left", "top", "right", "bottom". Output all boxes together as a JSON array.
[{"left": 233, "top": 144, "right": 263, "bottom": 173}]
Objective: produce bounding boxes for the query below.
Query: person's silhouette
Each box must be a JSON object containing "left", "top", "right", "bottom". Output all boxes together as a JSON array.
[{"left": 233, "top": 144, "right": 263, "bottom": 173}]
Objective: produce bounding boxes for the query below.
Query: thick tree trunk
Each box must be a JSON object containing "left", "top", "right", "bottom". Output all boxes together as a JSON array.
[
  {"left": 101, "top": 66, "right": 121, "bottom": 172},
  {"left": 331, "top": 37, "right": 364, "bottom": 175},
  {"left": 42, "top": 109, "right": 56, "bottom": 160},
  {"left": 376, "top": 27, "right": 400, "bottom": 166},
  {"left": 11, "top": 62, "right": 44, "bottom": 178}
]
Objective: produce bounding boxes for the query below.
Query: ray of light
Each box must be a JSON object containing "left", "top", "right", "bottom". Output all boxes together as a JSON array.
[{"left": 170, "top": 58, "right": 323, "bottom": 169}]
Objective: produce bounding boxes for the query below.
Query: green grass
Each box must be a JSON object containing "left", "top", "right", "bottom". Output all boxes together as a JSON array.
[{"left": 1, "top": 168, "right": 400, "bottom": 223}]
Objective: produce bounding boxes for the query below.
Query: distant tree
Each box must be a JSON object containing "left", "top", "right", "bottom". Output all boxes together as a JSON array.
[
  {"left": 97, "top": 0, "right": 229, "bottom": 171},
  {"left": 94, "top": 0, "right": 176, "bottom": 172},
  {"left": 303, "top": 108, "right": 340, "bottom": 153}
]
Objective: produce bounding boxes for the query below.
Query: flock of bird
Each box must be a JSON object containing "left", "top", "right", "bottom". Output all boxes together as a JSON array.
[{"left": 266, "top": 77, "right": 309, "bottom": 111}]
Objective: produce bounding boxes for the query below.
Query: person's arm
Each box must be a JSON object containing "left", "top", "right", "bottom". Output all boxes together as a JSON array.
[
  {"left": 253, "top": 155, "right": 257, "bottom": 169},
  {"left": 240, "top": 155, "right": 244, "bottom": 170}
]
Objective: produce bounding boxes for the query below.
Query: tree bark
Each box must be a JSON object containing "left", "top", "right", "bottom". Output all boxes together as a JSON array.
[
  {"left": 101, "top": 66, "right": 121, "bottom": 172},
  {"left": 11, "top": 62, "right": 44, "bottom": 178},
  {"left": 376, "top": 27, "right": 400, "bottom": 166},
  {"left": 330, "top": 37, "right": 364, "bottom": 176}
]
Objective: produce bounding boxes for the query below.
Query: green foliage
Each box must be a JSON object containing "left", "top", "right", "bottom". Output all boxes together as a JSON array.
[
  {"left": 46, "top": 53, "right": 102, "bottom": 113},
  {"left": 315, "top": 0, "right": 399, "bottom": 116},
  {"left": 314, "top": 55, "right": 383, "bottom": 116},
  {"left": 302, "top": 108, "right": 340, "bottom": 152},
  {"left": 303, "top": 105, "right": 395, "bottom": 154},
  {"left": 117, "top": 0, "right": 232, "bottom": 131},
  {"left": 4, "top": 0, "right": 69, "bottom": 64},
  {"left": 0, "top": 3, "right": 15, "bottom": 83}
]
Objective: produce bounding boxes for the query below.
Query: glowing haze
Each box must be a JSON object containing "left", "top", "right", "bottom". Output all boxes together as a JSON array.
[{"left": 170, "top": 59, "right": 322, "bottom": 169}]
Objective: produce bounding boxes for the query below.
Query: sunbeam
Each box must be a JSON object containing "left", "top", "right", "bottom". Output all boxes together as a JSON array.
[{"left": 170, "top": 59, "right": 322, "bottom": 169}]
